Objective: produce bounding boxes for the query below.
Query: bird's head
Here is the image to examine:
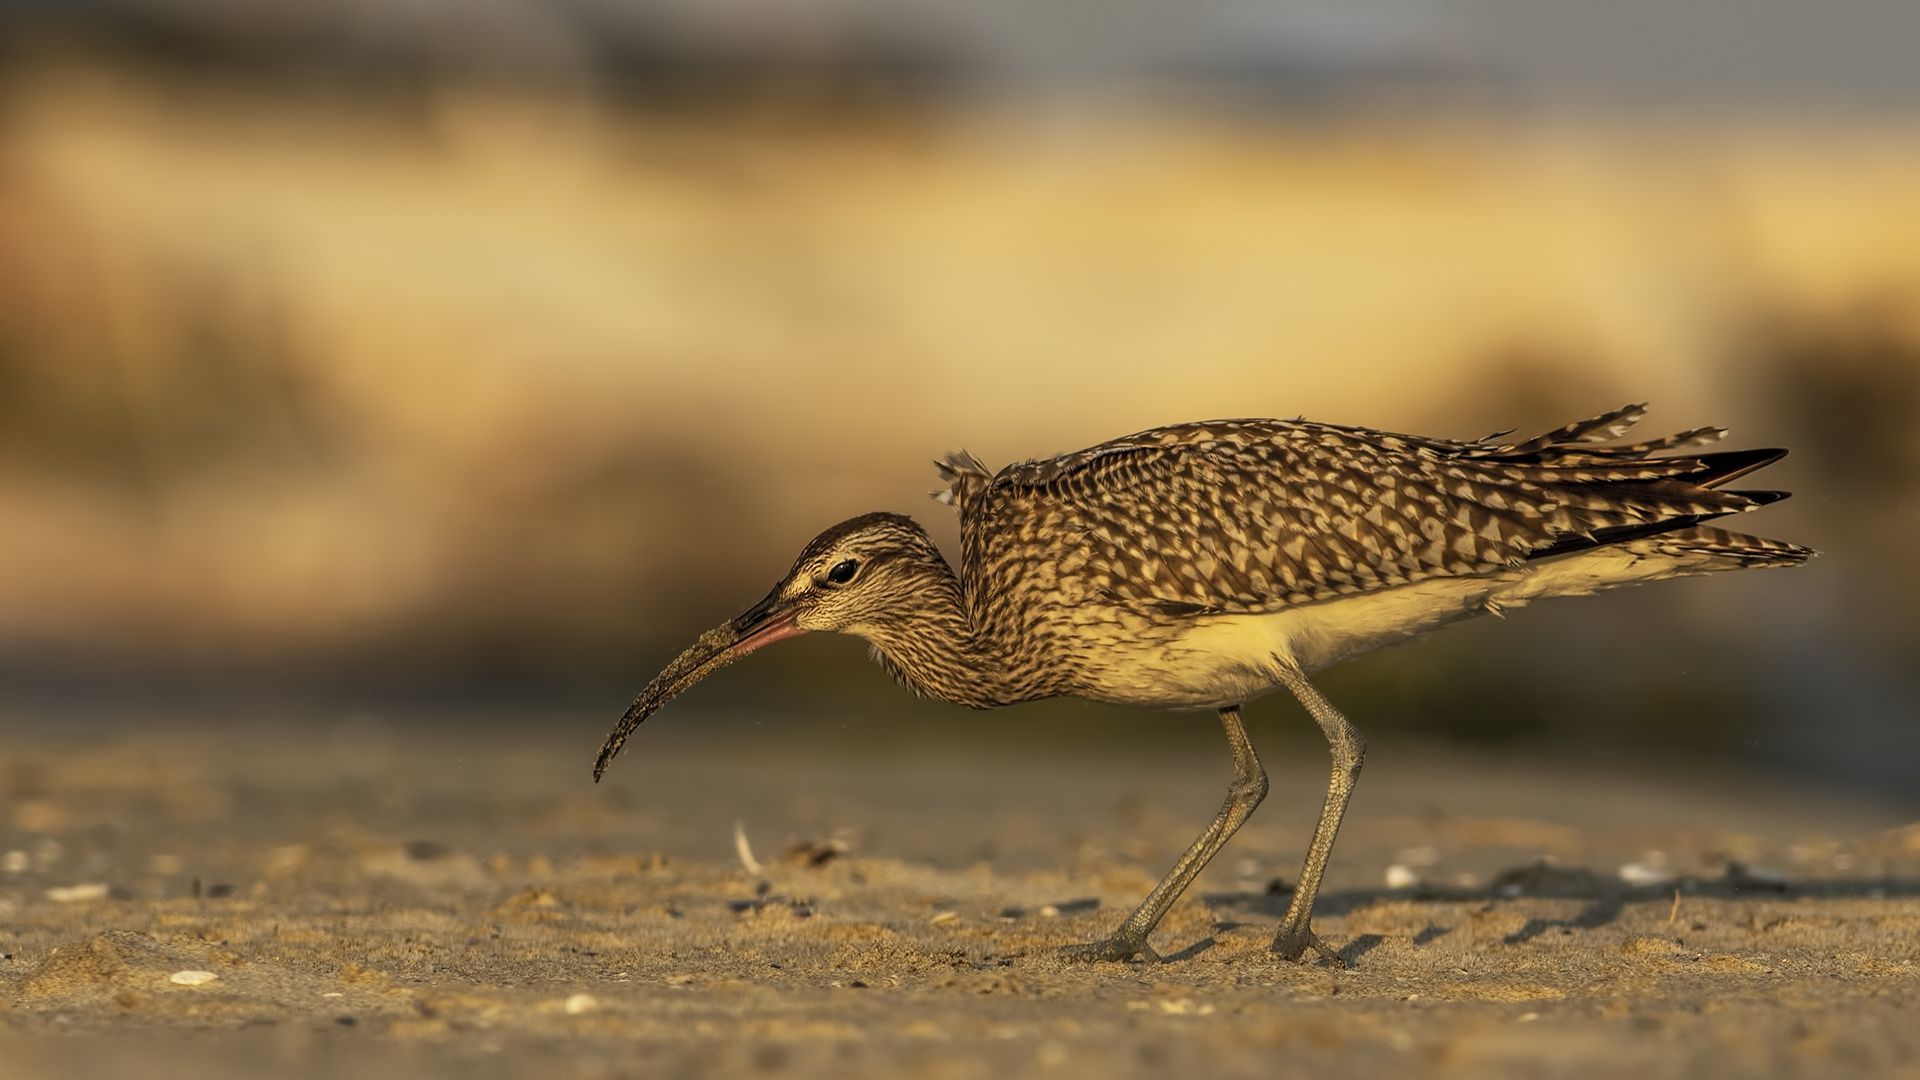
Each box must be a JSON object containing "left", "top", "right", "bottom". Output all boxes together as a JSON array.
[
  {"left": 593, "top": 512, "right": 948, "bottom": 779},
  {"left": 777, "top": 511, "right": 949, "bottom": 637}
]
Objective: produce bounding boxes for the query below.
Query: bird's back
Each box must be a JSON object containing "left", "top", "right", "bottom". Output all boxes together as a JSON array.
[{"left": 935, "top": 406, "right": 1809, "bottom": 709}]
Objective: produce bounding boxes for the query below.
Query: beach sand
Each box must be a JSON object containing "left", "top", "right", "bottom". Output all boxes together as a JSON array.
[{"left": 0, "top": 708, "right": 1915, "bottom": 1078}]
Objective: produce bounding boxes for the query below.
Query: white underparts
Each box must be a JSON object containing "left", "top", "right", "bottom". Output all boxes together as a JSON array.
[{"left": 1079, "top": 536, "right": 1758, "bottom": 710}]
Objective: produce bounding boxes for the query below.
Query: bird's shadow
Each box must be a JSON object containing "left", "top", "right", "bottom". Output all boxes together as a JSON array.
[
  {"left": 1202, "top": 865, "right": 1920, "bottom": 948},
  {"left": 1502, "top": 897, "right": 1624, "bottom": 944},
  {"left": 1010, "top": 866, "right": 1920, "bottom": 968},
  {"left": 1162, "top": 937, "right": 1218, "bottom": 963}
]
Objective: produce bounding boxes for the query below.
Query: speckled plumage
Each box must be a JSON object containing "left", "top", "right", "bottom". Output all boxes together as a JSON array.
[
  {"left": 598, "top": 405, "right": 1809, "bottom": 966},
  {"left": 918, "top": 404, "right": 1807, "bottom": 711}
]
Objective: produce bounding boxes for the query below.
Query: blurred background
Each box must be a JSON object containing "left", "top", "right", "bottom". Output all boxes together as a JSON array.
[{"left": 1, "top": 0, "right": 1918, "bottom": 787}]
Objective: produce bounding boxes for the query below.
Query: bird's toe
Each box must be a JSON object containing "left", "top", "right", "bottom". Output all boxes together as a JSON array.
[
  {"left": 1057, "top": 934, "right": 1161, "bottom": 964},
  {"left": 1271, "top": 927, "right": 1346, "bottom": 968}
]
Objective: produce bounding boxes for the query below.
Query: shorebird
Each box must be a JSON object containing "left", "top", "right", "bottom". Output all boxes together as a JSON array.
[{"left": 594, "top": 405, "right": 1810, "bottom": 965}]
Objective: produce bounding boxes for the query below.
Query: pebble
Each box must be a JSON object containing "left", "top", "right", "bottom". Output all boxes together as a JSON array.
[
  {"left": 1384, "top": 864, "right": 1420, "bottom": 889},
  {"left": 564, "top": 993, "right": 598, "bottom": 1015},
  {"left": 929, "top": 912, "right": 961, "bottom": 926},
  {"left": 169, "top": 970, "right": 218, "bottom": 986},
  {"left": 1617, "top": 862, "right": 1674, "bottom": 886},
  {"left": 44, "top": 883, "right": 108, "bottom": 903}
]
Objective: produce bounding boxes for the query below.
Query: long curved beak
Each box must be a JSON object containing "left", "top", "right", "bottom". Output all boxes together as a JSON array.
[{"left": 593, "top": 585, "right": 811, "bottom": 781}]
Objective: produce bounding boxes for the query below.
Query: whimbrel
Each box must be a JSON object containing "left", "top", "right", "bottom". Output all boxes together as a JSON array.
[{"left": 595, "top": 405, "right": 1810, "bottom": 964}]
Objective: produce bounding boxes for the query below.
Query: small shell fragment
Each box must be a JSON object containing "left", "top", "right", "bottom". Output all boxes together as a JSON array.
[
  {"left": 169, "top": 970, "right": 218, "bottom": 986},
  {"left": 1384, "top": 864, "right": 1419, "bottom": 889},
  {"left": 929, "top": 912, "right": 961, "bottom": 926},
  {"left": 45, "top": 883, "right": 109, "bottom": 903},
  {"left": 733, "top": 821, "right": 763, "bottom": 876},
  {"left": 1617, "top": 862, "right": 1674, "bottom": 887},
  {"left": 564, "top": 993, "right": 598, "bottom": 1015}
]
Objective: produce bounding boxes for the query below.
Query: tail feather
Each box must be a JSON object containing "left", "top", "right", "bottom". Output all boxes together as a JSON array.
[
  {"left": 1477, "top": 408, "right": 1805, "bottom": 564},
  {"left": 1627, "top": 525, "right": 1816, "bottom": 571},
  {"left": 1470, "top": 404, "right": 1735, "bottom": 466},
  {"left": 1690, "top": 447, "right": 1789, "bottom": 488},
  {"left": 1606, "top": 426, "right": 1727, "bottom": 457},
  {"left": 1493, "top": 403, "right": 1648, "bottom": 455}
]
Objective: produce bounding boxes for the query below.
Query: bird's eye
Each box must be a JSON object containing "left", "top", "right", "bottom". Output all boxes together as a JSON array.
[{"left": 826, "top": 559, "right": 858, "bottom": 585}]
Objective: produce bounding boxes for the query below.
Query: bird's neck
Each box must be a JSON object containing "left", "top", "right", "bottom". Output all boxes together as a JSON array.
[{"left": 861, "top": 555, "right": 1030, "bottom": 708}]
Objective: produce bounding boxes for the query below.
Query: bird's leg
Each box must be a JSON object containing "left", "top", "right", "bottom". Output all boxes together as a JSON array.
[
  {"left": 1270, "top": 666, "right": 1366, "bottom": 966},
  {"left": 1059, "top": 705, "right": 1268, "bottom": 964}
]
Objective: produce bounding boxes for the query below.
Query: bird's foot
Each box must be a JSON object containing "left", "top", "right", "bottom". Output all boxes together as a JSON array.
[
  {"left": 1056, "top": 931, "right": 1161, "bottom": 964},
  {"left": 1271, "top": 926, "right": 1345, "bottom": 968}
]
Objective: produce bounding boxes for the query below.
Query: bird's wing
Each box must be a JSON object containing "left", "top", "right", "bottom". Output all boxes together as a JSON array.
[{"left": 955, "top": 407, "right": 1782, "bottom": 617}]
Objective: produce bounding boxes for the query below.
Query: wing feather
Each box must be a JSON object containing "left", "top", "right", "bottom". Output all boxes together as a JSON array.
[{"left": 945, "top": 409, "right": 1795, "bottom": 618}]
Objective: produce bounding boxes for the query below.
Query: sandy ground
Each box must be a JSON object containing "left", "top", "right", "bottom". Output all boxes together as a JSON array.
[{"left": 1, "top": 706, "right": 1917, "bottom": 1079}]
